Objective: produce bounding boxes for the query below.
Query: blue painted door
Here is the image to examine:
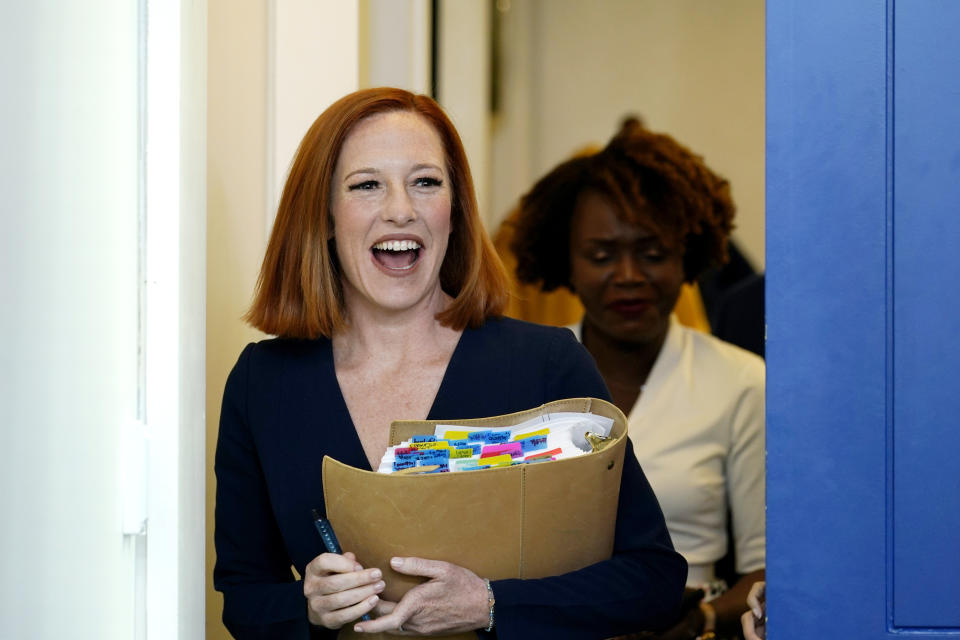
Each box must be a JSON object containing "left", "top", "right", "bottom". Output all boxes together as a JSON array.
[{"left": 767, "top": 1, "right": 960, "bottom": 637}]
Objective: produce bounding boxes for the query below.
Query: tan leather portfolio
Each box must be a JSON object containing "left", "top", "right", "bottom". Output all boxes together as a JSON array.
[{"left": 323, "top": 397, "right": 627, "bottom": 639}]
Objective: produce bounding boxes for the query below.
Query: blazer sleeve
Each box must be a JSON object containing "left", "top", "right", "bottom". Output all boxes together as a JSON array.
[
  {"left": 489, "top": 329, "right": 688, "bottom": 639},
  {"left": 213, "top": 344, "right": 336, "bottom": 640}
]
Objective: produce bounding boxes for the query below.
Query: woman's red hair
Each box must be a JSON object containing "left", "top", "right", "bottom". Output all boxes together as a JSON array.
[{"left": 245, "top": 87, "right": 509, "bottom": 338}]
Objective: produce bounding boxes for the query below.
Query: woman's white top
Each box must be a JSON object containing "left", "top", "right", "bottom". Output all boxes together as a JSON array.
[{"left": 569, "top": 316, "right": 766, "bottom": 577}]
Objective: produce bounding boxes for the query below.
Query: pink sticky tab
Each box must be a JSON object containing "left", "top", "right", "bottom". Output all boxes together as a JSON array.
[
  {"left": 481, "top": 442, "right": 523, "bottom": 459},
  {"left": 393, "top": 447, "right": 415, "bottom": 455}
]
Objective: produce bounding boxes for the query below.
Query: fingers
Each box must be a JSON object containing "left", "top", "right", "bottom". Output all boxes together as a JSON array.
[
  {"left": 746, "top": 580, "right": 765, "bottom": 618},
  {"left": 311, "top": 591, "right": 382, "bottom": 630},
  {"left": 741, "top": 610, "right": 758, "bottom": 640},
  {"left": 352, "top": 603, "right": 410, "bottom": 635},
  {"left": 305, "top": 552, "right": 363, "bottom": 579},
  {"left": 389, "top": 556, "right": 448, "bottom": 579},
  {"left": 303, "top": 552, "right": 386, "bottom": 629}
]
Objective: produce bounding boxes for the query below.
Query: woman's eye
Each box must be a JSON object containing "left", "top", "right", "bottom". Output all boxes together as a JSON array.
[
  {"left": 348, "top": 180, "right": 379, "bottom": 191},
  {"left": 588, "top": 251, "right": 611, "bottom": 263},
  {"left": 642, "top": 250, "right": 666, "bottom": 262},
  {"left": 413, "top": 177, "right": 443, "bottom": 188}
]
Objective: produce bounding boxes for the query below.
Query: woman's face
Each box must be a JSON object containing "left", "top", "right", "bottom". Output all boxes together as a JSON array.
[
  {"left": 569, "top": 189, "right": 685, "bottom": 346},
  {"left": 331, "top": 110, "right": 452, "bottom": 319}
]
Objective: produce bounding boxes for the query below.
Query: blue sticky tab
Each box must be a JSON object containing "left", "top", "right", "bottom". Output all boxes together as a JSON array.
[
  {"left": 419, "top": 450, "right": 450, "bottom": 466},
  {"left": 396, "top": 452, "right": 417, "bottom": 464},
  {"left": 484, "top": 430, "right": 511, "bottom": 444},
  {"left": 467, "top": 430, "right": 491, "bottom": 443},
  {"left": 519, "top": 434, "right": 549, "bottom": 454},
  {"left": 412, "top": 434, "right": 437, "bottom": 443},
  {"left": 393, "top": 459, "right": 417, "bottom": 471},
  {"left": 447, "top": 438, "right": 469, "bottom": 448}
]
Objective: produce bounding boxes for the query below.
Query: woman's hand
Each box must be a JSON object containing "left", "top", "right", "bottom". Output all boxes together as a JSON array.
[
  {"left": 740, "top": 581, "right": 765, "bottom": 640},
  {"left": 304, "top": 551, "right": 386, "bottom": 629},
  {"left": 352, "top": 556, "right": 489, "bottom": 635}
]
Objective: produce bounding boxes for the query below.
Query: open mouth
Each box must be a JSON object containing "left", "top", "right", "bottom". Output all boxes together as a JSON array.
[{"left": 371, "top": 239, "right": 422, "bottom": 271}]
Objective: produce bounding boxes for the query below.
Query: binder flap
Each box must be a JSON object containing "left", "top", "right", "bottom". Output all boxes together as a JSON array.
[{"left": 322, "top": 398, "right": 627, "bottom": 640}]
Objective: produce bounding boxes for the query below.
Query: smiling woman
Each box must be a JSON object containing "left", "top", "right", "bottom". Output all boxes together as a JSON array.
[
  {"left": 213, "top": 87, "right": 687, "bottom": 639},
  {"left": 511, "top": 118, "right": 765, "bottom": 639}
]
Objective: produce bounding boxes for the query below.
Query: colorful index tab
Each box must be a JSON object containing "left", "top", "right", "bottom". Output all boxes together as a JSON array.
[
  {"left": 517, "top": 434, "right": 549, "bottom": 454},
  {"left": 484, "top": 431, "right": 511, "bottom": 444},
  {"left": 410, "top": 441, "right": 450, "bottom": 450},
  {"left": 478, "top": 454, "right": 512, "bottom": 467},
  {"left": 512, "top": 428, "right": 549, "bottom": 441},
  {"left": 525, "top": 447, "right": 563, "bottom": 461},
  {"left": 481, "top": 442, "right": 523, "bottom": 459}
]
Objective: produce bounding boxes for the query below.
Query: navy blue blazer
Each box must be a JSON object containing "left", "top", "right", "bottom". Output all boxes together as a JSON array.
[{"left": 214, "top": 317, "right": 686, "bottom": 639}]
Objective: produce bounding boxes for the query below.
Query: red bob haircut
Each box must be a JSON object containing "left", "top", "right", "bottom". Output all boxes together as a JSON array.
[{"left": 245, "top": 87, "right": 509, "bottom": 338}]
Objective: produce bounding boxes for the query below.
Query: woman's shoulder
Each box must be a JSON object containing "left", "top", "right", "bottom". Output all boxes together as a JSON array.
[
  {"left": 476, "top": 315, "right": 576, "bottom": 339},
  {"left": 677, "top": 323, "right": 765, "bottom": 387},
  {"left": 471, "top": 316, "right": 580, "bottom": 354},
  {"left": 232, "top": 335, "right": 332, "bottom": 374}
]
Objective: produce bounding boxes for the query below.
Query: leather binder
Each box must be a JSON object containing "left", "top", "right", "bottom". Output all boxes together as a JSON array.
[{"left": 322, "top": 397, "right": 628, "bottom": 639}]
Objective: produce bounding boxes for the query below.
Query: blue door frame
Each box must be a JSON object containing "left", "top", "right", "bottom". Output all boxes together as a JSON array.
[{"left": 767, "top": 1, "right": 960, "bottom": 636}]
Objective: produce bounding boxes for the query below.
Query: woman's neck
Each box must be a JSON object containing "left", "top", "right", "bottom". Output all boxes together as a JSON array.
[
  {"left": 580, "top": 319, "right": 669, "bottom": 404},
  {"left": 333, "top": 291, "right": 458, "bottom": 368}
]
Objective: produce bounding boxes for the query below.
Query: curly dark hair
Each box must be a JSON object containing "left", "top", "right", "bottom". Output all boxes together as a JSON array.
[{"left": 510, "top": 118, "right": 735, "bottom": 290}]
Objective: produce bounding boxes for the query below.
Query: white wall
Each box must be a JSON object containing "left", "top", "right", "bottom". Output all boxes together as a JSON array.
[
  {"left": 0, "top": 2, "right": 207, "bottom": 638},
  {"left": 490, "top": 0, "right": 766, "bottom": 269},
  {"left": 0, "top": 1, "right": 140, "bottom": 637}
]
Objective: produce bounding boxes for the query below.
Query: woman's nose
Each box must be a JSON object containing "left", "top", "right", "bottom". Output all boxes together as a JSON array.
[
  {"left": 382, "top": 186, "right": 417, "bottom": 225},
  {"left": 612, "top": 255, "right": 645, "bottom": 285}
]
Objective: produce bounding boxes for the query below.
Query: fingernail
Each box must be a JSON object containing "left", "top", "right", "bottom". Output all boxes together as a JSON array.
[
  {"left": 354, "top": 564, "right": 363, "bottom": 572},
  {"left": 368, "top": 595, "right": 379, "bottom": 605},
  {"left": 390, "top": 557, "right": 402, "bottom": 568},
  {"left": 375, "top": 581, "right": 385, "bottom": 590},
  {"left": 371, "top": 569, "right": 382, "bottom": 579},
  {"left": 354, "top": 625, "right": 364, "bottom": 633}
]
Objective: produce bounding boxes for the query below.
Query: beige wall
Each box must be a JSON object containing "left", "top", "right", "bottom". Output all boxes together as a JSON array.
[
  {"left": 490, "top": 0, "right": 766, "bottom": 269},
  {"left": 206, "top": 2, "right": 269, "bottom": 638},
  {"left": 206, "top": 3, "right": 359, "bottom": 637}
]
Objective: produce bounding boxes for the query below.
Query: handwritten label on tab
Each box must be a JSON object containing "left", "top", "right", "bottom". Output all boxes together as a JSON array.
[
  {"left": 518, "top": 435, "right": 549, "bottom": 454},
  {"left": 484, "top": 431, "right": 511, "bottom": 444},
  {"left": 467, "top": 430, "right": 491, "bottom": 443},
  {"left": 392, "top": 459, "right": 417, "bottom": 471},
  {"left": 412, "top": 434, "right": 437, "bottom": 443},
  {"left": 410, "top": 441, "right": 450, "bottom": 450},
  {"left": 450, "top": 447, "right": 475, "bottom": 459}
]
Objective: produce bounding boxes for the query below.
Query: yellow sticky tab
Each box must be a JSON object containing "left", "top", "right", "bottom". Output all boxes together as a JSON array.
[
  {"left": 443, "top": 430, "right": 470, "bottom": 440},
  {"left": 410, "top": 441, "right": 450, "bottom": 450},
  {"left": 479, "top": 454, "right": 512, "bottom": 467},
  {"left": 512, "top": 428, "right": 549, "bottom": 441},
  {"left": 450, "top": 447, "right": 475, "bottom": 459}
]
